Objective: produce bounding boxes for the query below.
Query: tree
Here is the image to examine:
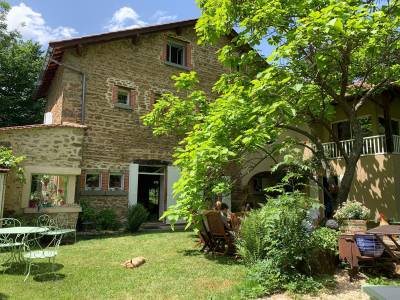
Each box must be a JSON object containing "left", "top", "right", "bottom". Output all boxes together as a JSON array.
[
  {"left": 143, "top": 0, "right": 400, "bottom": 224},
  {"left": 0, "top": 1, "right": 45, "bottom": 127}
]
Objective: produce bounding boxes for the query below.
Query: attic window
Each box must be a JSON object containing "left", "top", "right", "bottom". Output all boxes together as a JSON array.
[{"left": 166, "top": 43, "right": 185, "bottom": 66}]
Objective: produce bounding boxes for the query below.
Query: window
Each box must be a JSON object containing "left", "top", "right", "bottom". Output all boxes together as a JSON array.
[
  {"left": 332, "top": 116, "right": 372, "bottom": 140},
  {"left": 30, "top": 174, "right": 68, "bottom": 207},
  {"left": 109, "top": 174, "right": 123, "bottom": 191},
  {"left": 117, "top": 89, "right": 130, "bottom": 105},
  {"left": 166, "top": 43, "right": 185, "bottom": 66},
  {"left": 85, "top": 173, "right": 101, "bottom": 191},
  {"left": 378, "top": 117, "right": 400, "bottom": 135}
]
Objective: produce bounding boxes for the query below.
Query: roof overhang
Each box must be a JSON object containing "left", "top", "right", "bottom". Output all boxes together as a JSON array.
[{"left": 34, "top": 19, "right": 198, "bottom": 99}]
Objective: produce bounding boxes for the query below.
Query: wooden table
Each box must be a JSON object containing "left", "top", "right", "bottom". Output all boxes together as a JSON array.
[{"left": 367, "top": 225, "right": 400, "bottom": 263}]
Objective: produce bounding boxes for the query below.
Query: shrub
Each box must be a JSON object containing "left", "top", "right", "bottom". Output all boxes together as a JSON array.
[
  {"left": 308, "top": 227, "right": 339, "bottom": 275},
  {"left": 334, "top": 200, "right": 370, "bottom": 221},
  {"left": 237, "top": 192, "right": 316, "bottom": 265},
  {"left": 79, "top": 199, "right": 96, "bottom": 223},
  {"left": 127, "top": 204, "right": 149, "bottom": 232},
  {"left": 95, "top": 209, "right": 120, "bottom": 231},
  {"left": 236, "top": 192, "right": 338, "bottom": 297}
]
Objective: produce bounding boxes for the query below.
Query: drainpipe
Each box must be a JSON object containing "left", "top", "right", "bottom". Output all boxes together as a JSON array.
[{"left": 50, "top": 58, "right": 87, "bottom": 125}]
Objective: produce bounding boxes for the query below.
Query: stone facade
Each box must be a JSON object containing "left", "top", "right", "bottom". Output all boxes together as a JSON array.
[
  {"left": 0, "top": 124, "right": 85, "bottom": 215},
  {"left": 42, "top": 24, "right": 231, "bottom": 218}
]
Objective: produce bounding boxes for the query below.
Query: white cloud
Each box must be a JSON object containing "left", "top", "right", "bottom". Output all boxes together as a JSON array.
[
  {"left": 105, "top": 7, "right": 147, "bottom": 32},
  {"left": 6, "top": 3, "right": 77, "bottom": 45},
  {"left": 151, "top": 10, "right": 177, "bottom": 24}
]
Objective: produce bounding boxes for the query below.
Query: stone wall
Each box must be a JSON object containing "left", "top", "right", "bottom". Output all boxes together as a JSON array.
[
  {"left": 0, "top": 124, "right": 85, "bottom": 214},
  {"left": 44, "top": 25, "right": 231, "bottom": 215}
]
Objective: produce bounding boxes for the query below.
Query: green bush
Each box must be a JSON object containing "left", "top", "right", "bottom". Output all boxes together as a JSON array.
[
  {"left": 95, "top": 209, "right": 120, "bottom": 230},
  {"left": 79, "top": 199, "right": 96, "bottom": 223},
  {"left": 127, "top": 204, "right": 149, "bottom": 232},
  {"left": 236, "top": 192, "right": 338, "bottom": 297}
]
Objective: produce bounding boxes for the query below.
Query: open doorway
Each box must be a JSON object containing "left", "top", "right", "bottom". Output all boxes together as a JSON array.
[{"left": 137, "top": 166, "right": 165, "bottom": 222}]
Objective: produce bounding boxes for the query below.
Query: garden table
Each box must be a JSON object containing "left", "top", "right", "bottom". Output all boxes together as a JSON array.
[
  {"left": 367, "top": 225, "right": 400, "bottom": 263},
  {"left": 0, "top": 226, "right": 49, "bottom": 265}
]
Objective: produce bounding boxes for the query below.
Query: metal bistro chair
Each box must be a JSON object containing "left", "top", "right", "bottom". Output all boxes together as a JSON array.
[
  {"left": 22, "top": 226, "right": 64, "bottom": 281},
  {"left": 0, "top": 218, "right": 23, "bottom": 266},
  {"left": 36, "top": 214, "right": 57, "bottom": 228},
  {"left": 55, "top": 214, "right": 77, "bottom": 243}
]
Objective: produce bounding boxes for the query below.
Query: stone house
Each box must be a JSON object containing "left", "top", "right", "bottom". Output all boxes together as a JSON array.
[
  {"left": 1, "top": 19, "right": 399, "bottom": 225},
  {"left": 0, "top": 19, "right": 235, "bottom": 224}
]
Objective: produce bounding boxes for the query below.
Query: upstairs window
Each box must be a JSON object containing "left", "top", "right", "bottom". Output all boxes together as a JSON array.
[
  {"left": 117, "top": 89, "right": 130, "bottom": 105},
  {"left": 166, "top": 43, "right": 185, "bottom": 66}
]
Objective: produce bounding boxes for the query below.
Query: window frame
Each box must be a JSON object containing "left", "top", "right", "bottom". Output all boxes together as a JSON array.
[
  {"left": 85, "top": 173, "right": 102, "bottom": 191},
  {"left": 331, "top": 115, "right": 372, "bottom": 140},
  {"left": 117, "top": 88, "right": 130, "bottom": 106},
  {"left": 108, "top": 173, "right": 124, "bottom": 191},
  {"left": 378, "top": 115, "right": 400, "bottom": 136},
  {"left": 166, "top": 42, "right": 185, "bottom": 66}
]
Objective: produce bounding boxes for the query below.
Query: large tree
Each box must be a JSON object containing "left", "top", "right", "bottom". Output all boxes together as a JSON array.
[
  {"left": 0, "top": 1, "right": 45, "bottom": 127},
  {"left": 144, "top": 0, "right": 400, "bottom": 224}
]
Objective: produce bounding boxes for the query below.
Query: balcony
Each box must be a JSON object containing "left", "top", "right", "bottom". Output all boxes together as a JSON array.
[{"left": 322, "top": 135, "right": 400, "bottom": 158}]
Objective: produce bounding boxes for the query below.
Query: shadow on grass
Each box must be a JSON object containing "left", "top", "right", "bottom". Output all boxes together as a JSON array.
[
  {"left": 77, "top": 229, "right": 189, "bottom": 242},
  {"left": 33, "top": 272, "right": 65, "bottom": 282},
  {"left": 0, "top": 293, "right": 8, "bottom": 300},
  {"left": 2, "top": 262, "right": 64, "bottom": 278},
  {"left": 178, "top": 248, "right": 241, "bottom": 266}
]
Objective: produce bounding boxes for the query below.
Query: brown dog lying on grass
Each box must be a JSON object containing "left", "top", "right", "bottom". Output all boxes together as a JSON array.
[{"left": 122, "top": 256, "right": 146, "bottom": 269}]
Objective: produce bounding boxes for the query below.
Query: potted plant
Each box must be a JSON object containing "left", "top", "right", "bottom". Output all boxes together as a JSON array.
[{"left": 334, "top": 200, "right": 370, "bottom": 234}]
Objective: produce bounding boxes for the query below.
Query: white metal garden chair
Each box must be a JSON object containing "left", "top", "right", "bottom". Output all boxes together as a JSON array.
[
  {"left": 0, "top": 218, "right": 23, "bottom": 266},
  {"left": 22, "top": 226, "right": 64, "bottom": 281}
]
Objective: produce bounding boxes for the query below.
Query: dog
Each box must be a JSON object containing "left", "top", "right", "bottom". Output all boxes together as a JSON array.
[{"left": 121, "top": 256, "right": 146, "bottom": 269}]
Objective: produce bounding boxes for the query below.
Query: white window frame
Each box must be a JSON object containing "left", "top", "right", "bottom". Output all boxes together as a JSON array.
[
  {"left": 117, "top": 88, "right": 130, "bottom": 106},
  {"left": 85, "top": 173, "right": 102, "bottom": 191},
  {"left": 109, "top": 173, "right": 124, "bottom": 191},
  {"left": 166, "top": 42, "right": 186, "bottom": 66}
]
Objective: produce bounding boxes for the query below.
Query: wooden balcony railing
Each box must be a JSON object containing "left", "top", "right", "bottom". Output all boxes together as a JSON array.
[{"left": 322, "top": 135, "right": 400, "bottom": 158}]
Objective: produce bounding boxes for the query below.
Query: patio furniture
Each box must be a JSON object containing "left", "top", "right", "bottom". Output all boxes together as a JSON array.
[
  {"left": 203, "top": 211, "right": 234, "bottom": 255},
  {"left": 198, "top": 214, "right": 213, "bottom": 252},
  {"left": 0, "top": 226, "right": 48, "bottom": 267},
  {"left": 55, "top": 214, "right": 77, "bottom": 243},
  {"left": 339, "top": 225, "right": 400, "bottom": 278},
  {"left": 36, "top": 214, "right": 57, "bottom": 228},
  {"left": 0, "top": 218, "right": 23, "bottom": 265},
  {"left": 22, "top": 226, "right": 64, "bottom": 281}
]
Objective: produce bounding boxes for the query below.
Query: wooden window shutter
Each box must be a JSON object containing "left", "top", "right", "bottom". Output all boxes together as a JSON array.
[
  {"left": 129, "top": 90, "right": 137, "bottom": 109},
  {"left": 185, "top": 43, "right": 192, "bottom": 68},
  {"left": 112, "top": 86, "right": 118, "bottom": 103}
]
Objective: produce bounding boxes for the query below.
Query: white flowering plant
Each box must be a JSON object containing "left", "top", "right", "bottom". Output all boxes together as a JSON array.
[{"left": 334, "top": 200, "right": 370, "bottom": 221}]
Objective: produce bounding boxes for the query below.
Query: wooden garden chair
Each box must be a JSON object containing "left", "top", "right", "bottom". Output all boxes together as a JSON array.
[{"left": 203, "top": 211, "right": 234, "bottom": 255}]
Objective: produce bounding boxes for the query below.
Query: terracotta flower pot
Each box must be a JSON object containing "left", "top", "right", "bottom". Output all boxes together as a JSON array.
[{"left": 339, "top": 219, "right": 367, "bottom": 234}]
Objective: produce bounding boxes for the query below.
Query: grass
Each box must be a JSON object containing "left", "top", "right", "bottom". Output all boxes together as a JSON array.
[{"left": 0, "top": 231, "right": 246, "bottom": 300}]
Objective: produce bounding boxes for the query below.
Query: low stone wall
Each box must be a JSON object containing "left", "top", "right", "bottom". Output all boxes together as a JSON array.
[{"left": 80, "top": 195, "right": 128, "bottom": 222}]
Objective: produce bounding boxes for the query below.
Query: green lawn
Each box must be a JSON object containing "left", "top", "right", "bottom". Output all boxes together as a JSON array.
[{"left": 0, "top": 231, "right": 245, "bottom": 300}]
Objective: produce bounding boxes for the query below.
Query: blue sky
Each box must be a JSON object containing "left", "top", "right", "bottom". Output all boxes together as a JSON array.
[{"left": 6, "top": 1, "right": 271, "bottom": 56}]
